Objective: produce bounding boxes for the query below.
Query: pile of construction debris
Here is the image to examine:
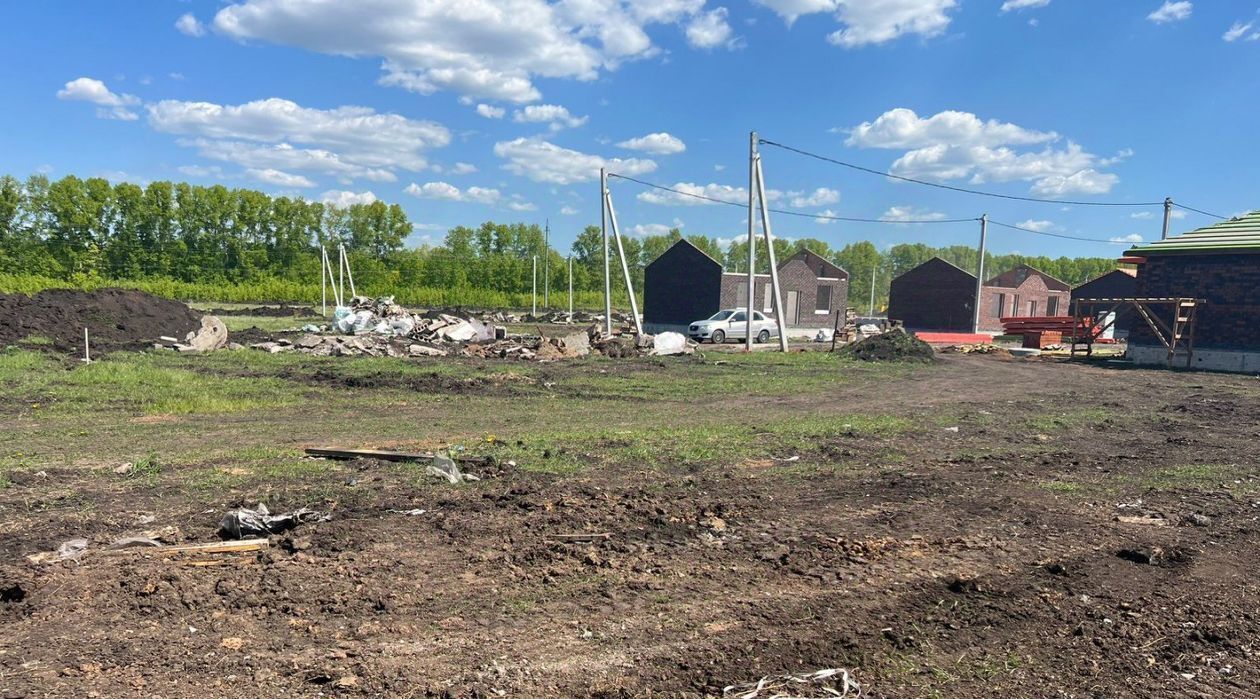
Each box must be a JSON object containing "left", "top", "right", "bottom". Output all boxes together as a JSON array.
[
  {"left": 520, "top": 309, "right": 635, "bottom": 325},
  {"left": 835, "top": 327, "right": 935, "bottom": 363},
  {"left": 247, "top": 295, "right": 692, "bottom": 361}
]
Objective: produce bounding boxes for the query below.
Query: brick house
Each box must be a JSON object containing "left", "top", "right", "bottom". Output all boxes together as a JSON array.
[
  {"left": 1124, "top": 210, "right": 1260, "bottom": 371},
  {"left": 643, "top": 240, "right": 849, "bottom": 333},
  {"left": 1072, "top": 269, "right": 1137, "bottom": 335},
  {"left": 887, "top": 258, "right": 1071, "bottom": 333}
]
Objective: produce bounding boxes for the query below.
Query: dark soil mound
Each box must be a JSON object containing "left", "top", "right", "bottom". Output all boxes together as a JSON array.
[
  {"left": 836, "top": 328, "right": 936, "bottom": 362},
  {"left": 0, "top": 288, "right": 204, "bottom": 353},
  {"left": 206, "top": 304, "right": 318, "bottom": 317}
]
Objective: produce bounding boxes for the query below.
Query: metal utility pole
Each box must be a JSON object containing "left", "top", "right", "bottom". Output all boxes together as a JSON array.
[
  {"left": 340, "top": 244, "right": 357, "bottom": 298},
  {"left": 338, "top": 243, "right": 345, "bottom": 303},
  {"left": 544, "top": 218, "right": 550, "bottom": 308},
  {"left": 532, "top": 255, "right": 537, "bottom": 316},
  {"left": 603, "top": 182, "right": 644, "bottom": 334},
  {"left": 567, "top": 255, "right": 573, "bottom": 318},
  {"left": 320, "top": 244, "right": 327, "bottom": 316},
  {"left": 972, "top": 214, "right": 988, "bottom": 334},
  {"left": 746, "top": 132, "right": 757, "bottom": 351},
  {"left": 751, "top": 131, "right": 789, "bottom": 352},
  {"left": 1162, "top": 197, "right": 1173, "bottom": 240},
  {"left": 601, "top": 167, "right": 612, "bottom": 335},
  {"left": 869, "top": 264, "right": 877, "bottom": 317}
]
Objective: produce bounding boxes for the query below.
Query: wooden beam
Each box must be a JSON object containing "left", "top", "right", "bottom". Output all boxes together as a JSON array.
[{"left": 304, "top": 447, "right": 489, "bottom": 465}]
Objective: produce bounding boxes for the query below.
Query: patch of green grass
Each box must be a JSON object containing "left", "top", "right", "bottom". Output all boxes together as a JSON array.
[
  {"left": 1025, "top": 407, "right": 1113, "bottom": 432},
  {"left": 218, "top": 315, "right": 323, "bottom": 333},
  {"left": 1140, "top": 463, "right": 1257, "bottom": 494},
  {"left": 0, "top": 350, "right": 305, "bottom": 416},
  {"left": 17, "top": 335, "right": 54, "bottom": 346},
  {"left": 1040, "top": 480, "right": 1082, "bottom": 493}
]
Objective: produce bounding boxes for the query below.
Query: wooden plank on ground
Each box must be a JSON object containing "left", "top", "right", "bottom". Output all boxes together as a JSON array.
[{"left": 304, "top": 447, "right": 488, "bottom": 465}]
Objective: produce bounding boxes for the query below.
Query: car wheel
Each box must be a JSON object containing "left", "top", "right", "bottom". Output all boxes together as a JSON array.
[
  {"left": 711, "top": 329, "right": 725, "bottom": 344},
  {"left": 757, "top": 329, "right": 770, "bottom": 344}
]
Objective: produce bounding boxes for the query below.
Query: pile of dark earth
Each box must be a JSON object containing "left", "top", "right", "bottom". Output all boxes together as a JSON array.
[{"left": 0, "top": 288, "right": 204, "bottom": 353}]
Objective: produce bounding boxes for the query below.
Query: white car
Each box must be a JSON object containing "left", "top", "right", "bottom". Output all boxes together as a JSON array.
[{"left": 688, "top": 309, "right": 779, "bottom": 344}]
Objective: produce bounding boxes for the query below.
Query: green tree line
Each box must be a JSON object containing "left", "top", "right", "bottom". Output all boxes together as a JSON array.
[{"left": 0, "top": 174, "right": 1120, "bottom": 311}]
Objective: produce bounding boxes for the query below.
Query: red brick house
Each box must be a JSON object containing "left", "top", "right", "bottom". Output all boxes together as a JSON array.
[
  {"left": 1125, "top": 210, "right": 1260, "bottom": 371},
  {"left": 887, "top": 258, "right": 1071, "bottom": 333},
  {"left": 644, "top": 240, "right": 849, "bottom": 332}
]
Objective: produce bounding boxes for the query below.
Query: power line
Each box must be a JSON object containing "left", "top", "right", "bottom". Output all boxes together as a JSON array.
[
  {"left": 757, "top": 138, "right": 1166, "bottom": 208},
  {"left": 986, "top": 219, "right": 1127, "bottom": 244},
  {"left": 606, "top": 173, "right": 975, "bottom": 224},
  {"left": 1171, "top": 202, "right": 1227, "bottom": 220}
]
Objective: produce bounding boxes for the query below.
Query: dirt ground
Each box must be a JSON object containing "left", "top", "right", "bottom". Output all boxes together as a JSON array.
[
  {"left": 2, "top": 353, "right": 1259, "bottom": 698},
  {"left": 0, "top": 289, "right": 203, "bottom": 353}
]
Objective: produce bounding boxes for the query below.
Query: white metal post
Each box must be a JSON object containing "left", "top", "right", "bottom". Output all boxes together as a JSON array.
[
  {"left": 604, "top": 186, "right": 644, "bottom": 334},
  {"left": 869, "top": 264, "right": 877, "bottom": 316},
  {"left": 322, "top": 246, "right": 341, "bottom": 307},
  {"left": 341, "top": 244, "right": 357, "bottom": 298},
  {"left": 753, "top": 142, "right": 789, "bottom": 352},
  {"left": 544, "top": 219, "right": 550, "bottom": 308},
  {"left": 601, "top": 168, "right": 612, "bottom": 335},
  {"left": 320, "top": 244, "right": 327, "bottom": 316},
  {"left": 746, "top": 131, "right": 757, "bottom": 351},
  {"left": 532, "top": 255, "right": 537, "bottom": 316},
  {"left": 1162, "top": 197, "right": 1172, "bottom": 240},
  {"left": 568, "top": 255, "right": 573, "bottom": 318},
  {"left": 83, "top": 327, "right": 90, "bottom": 363},
  {"left": 972, "top": 214, "right": 988, "bottom": 334},
  {"left": 338, "top": 243, "right": 345, "bottom": 304}
]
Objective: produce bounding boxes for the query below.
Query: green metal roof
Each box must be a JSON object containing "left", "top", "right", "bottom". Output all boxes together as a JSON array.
[{"left": 1126, "top": 210, "right": 1260, "bottom": 255}]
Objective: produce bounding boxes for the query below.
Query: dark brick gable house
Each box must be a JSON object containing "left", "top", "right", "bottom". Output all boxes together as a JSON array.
[
  {"left": 1072, "top": 269, "right": 1137, "bottom": 336},
  {"left": 1124, "top": 210, "right": 1260, "bottom": 371},
  {"left": 643, "top": 240, "right": 849, "bottom": 333},
  {"left": 887, "top": 258, "right": 1071, "bottom": 333}
]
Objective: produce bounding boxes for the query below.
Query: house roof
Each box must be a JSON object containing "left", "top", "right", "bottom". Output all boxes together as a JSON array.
[
  {"left": 1072, "top": 268, "right": 1138, "bottom": 291},
  {"left": 893, "top": 256, "right": 977, "bottom": 282},
  {"left": 646, "top": 237, "right": 723, "bottom": 269},
  {"left": 784, "top": 248, "right": 849, "bottom": 279},
  {"left": 984, "top": 263, "right": 1071, "bottom": 292},
  {"left": 1126, "top": 210, "right": 1260, "bottom": 255}
]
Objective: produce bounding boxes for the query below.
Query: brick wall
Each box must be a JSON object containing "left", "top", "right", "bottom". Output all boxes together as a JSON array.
[
  {"left": 978, "top": 275, "right": 1071, "bottom": 332},
  {"left": 1131, "top": 254, "right": 1260, "bottom": 350},
  {"left": 716, "top": 264, "right": 848, "bottom": 328}
]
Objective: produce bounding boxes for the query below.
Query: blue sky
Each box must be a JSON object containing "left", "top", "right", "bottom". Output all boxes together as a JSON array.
[{"left": 2, "top": 0, "right": 1258, "bottom": 257}]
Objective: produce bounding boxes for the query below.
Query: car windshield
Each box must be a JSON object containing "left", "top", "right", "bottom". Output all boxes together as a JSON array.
[{"left": 708, "top": 311, "right": 734, "bottom": 321}]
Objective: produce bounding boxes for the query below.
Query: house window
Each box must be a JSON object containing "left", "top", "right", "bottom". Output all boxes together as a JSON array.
[
  {"left": 762, "top": 283, "right": 772, "bottom": 312},
  {"left": 994, "top": 293, "right": 1006, "bottom": 317},
  {"left": 734, "top": 284, "right": 748, "bottom": 307},
  {"left": 1028, "top": 300, "right": 1037, "bottom": 316},
  {"left": 1047, "top": 296, "right": 1059, "bottom": 316},
  {"left": 816, "top": 285, "right": 832, "bottom": 313},
  {"left": 1011, "top": 295, "right": 1020, "bottom": 316}
]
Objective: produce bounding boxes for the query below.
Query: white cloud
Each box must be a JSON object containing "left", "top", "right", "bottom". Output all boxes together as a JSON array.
[
  {"left": 169, "top": 72, "right": 186, "bottom": 81},
  {"left": 177, "top": 164, "right": 224, "bottom": 178},
  {"left": 1130, "top": 211, "right": 1153, "bottom": 220},
  {"left": 507, "top": 197, "right": 538, "bottom": 212},
  {"left": 212, "top": 0, "right": 721, "bottom": 103},
  {"left": 147, "top": 97, "right": 448, "bottom": 183},
  {"left": 476, "top": 104, "right": 506, "bottom": 119},
  {"left": 754, "top": 0, "right": 958, "bottom": 47},
  {"left": 686, "top": 7, "right": 737, "bottom": 49},
  {"left": 846, "top": 108, "right": 1057, "bottom": 149},
  {"left": 493, "top": 137, "right": 656, "bottom": 185},
  {"left": 449, "top": 162, "right": 478, "bottom": 175},
  {"left": 512, "top": 104, "right": 588, "bottom": 130},
  {"left": 1148, "top": 2, "right": 1191, "bottom": 24},
  {"left": 175, "top": 13, "right": 206, "bottom": 37},
  {"left": 1223, "top": 21, "right": 1255, "bottom": 42},
  {"left": 815, "top": 209, "right": 838, "bottom": 224},
  {"left": 560, "top": 205, "right": 579, "bottom": 215},
  {"left": 56, "top": 77, "right": 140, "bottom": 120},
  {"left": 320, "top": 190, "right": 378, "bottom": 207},
  {"left": 880, "top": 205, "right": 947, "bottom": 222},
  {"left": 1029, "top": 169, "right": 1118, "bottom": 197},
  {"left": 1110, "top": 233, "right": 1144, "bottom": 243},
  {"left": 404, "top": 181, "right": 501, "bottom": 204},
  {"left": 788, "top": 187, "right": 839, "bottom": 207},
  {"left": 637, "top": 181, "right": 746, "bottom": 205},
  {"left": 246, "top": 168, "right": 315, "bottom": 188},
  {"left": 1015, "top": 219, "right": 1054, "bottom": 232},
  {"left": 847, "top": 108, "right": 1124, "bottom": 196},
  {"left": 628, "top": 222, "right": 676, "bottom": 237},
  {"left": 1000, "top": 0, "right": 1050, "bottom": 11},
  {"left": 617, "top": 132, "right": 687, "bottom": 154}
]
